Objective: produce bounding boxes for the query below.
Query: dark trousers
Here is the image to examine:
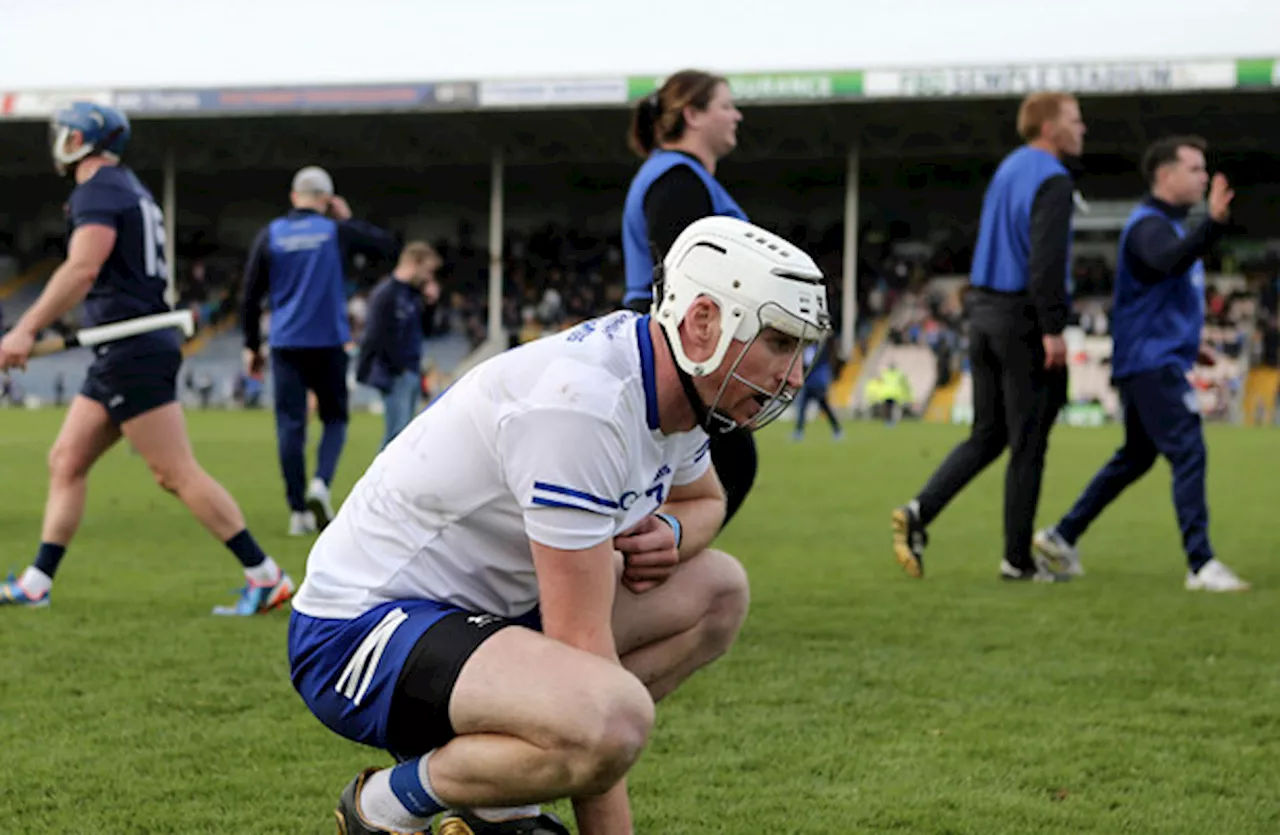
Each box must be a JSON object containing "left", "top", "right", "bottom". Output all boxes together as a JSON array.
[
  {"left": 710, "top": 427, "right": 757, "bottom": 528},
  {"left": 272, "top": 347, "right": 350, "bottom": 512},
  {"left": 1056, "top": 365, "right": 1213, "bottom": 568},
  {"left": 796, "top": 385, "right": 841, "bottom": 433},
  {"left": 915, "top": 297, "right": 1068, "bottom": 569}
]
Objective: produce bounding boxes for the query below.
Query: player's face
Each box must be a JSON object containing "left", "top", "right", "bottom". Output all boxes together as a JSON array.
[
  {"left": 1050, "top": 100, "right": 1086, "bottom": 157},
  {"left": 49, "top": 127, "right": 85, "bottom": 176},
  {"left": 1168, "top": 147, "right": 1210, "bottom": 205},
  {"left": 713, "top": 327, "right": 808, "bottom": 425}
]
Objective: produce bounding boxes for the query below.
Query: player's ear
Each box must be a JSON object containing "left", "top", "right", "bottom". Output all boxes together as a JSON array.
[{"left": 681, "top": 295, "right": 722, "bottom": 362}]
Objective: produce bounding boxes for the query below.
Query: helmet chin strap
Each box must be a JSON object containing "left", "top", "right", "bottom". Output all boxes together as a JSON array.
[{"left": 657, "top": 323, "right": 737, "bottom": 435}]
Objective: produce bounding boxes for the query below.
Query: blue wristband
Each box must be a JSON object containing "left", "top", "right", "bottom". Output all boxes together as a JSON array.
[{"left": 654, "top": 512, "right": 682, "bottom": 549}]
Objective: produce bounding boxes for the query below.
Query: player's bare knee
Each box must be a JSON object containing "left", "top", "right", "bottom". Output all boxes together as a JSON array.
[
  {"left": 148, "top": 459, "right": 199, "bottom": 495},
  {"left": 47, "top": 443, "right": 89, "bottom": 484},
  {"left": 561, "top": 674, "right": 654, "bottom": 794}
]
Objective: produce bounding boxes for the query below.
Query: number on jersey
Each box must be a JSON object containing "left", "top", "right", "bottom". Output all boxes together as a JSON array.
[{"left": 138, "top": 198, "right": 169, "bottom": 280}]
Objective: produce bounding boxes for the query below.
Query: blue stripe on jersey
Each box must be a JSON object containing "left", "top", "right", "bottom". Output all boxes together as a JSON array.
[
  {"left": 635, "top": 315, "right": 659, "bottom": 431},
  {"left": 692, "top": 439, "right": 712, "bottom": 463},
  {"left": 531, "top": 497, "right": 613, "bottom": 513},
  {"left": 532, "top": 481, "right": 620, "bottom": 509}
]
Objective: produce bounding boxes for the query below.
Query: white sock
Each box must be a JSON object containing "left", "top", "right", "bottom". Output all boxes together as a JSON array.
[
  {"left": 473, "top": 805, "right": 542, "bottom": 823},
  {"left": 360, "top": 753, "right": 444, "bottom": 832},
  {"left": 907, "top": 499, "right": 921, "bottom": 517},
  {"left": 19, "top": 566, "right": 52, "bottom": 597},
  {"left": 244, "top": 555, "right": 281, "bottom": 587}
]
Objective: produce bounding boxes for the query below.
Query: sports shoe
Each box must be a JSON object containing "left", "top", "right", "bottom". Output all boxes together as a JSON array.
[
  {"left": 437, "top": 809, "right": 570, "bottom": 835},
  {"left": 1000, "top": 559, "right": 1070, "bottom": 583},
  {"left": 1032, "top": 528, "right": 1085, "bottom": 577},
  {"left": 892, "top": 504, "right": 928, "bottom": 578},
  {"left": 306, "top": 478, "right": 336, "bottom": 531},
  {"left": 290, "top": 510, "right": 318, "bottom": 537},
  {"left": 334, "top": 768, "right": 427, "bottom": 835},
  {"left": 1185, "top": 559, "right": 1250, "bottom": 592},
  {"left": 0, "top": 573, "right": 50, "bottom": 608},
  {"left": 211, "top": 570, "right": 295, "bottom": 616}
]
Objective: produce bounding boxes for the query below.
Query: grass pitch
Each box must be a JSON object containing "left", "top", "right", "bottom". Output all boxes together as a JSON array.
[{"left": 1, "top": 410, "right": 1277, "bottom": 834}]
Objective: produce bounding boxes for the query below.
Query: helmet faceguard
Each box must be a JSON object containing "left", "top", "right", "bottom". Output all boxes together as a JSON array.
[
  {"left": 703, "top": 302, "right": 831, "bottom": 433},
  {"left": 48, "top": 102, "right": 129, "bottom": 177},
  {"left": 654, "top": 217, "right": 834, "bottom": 433}
]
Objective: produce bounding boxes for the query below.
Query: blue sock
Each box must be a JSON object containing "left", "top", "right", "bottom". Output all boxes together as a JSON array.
[
  {"left": 315, "top": 420, "right": 348, "bottom": 486},
  {"left": 389, "top": 757, "right": 446, "bottom": 819},
  {"left": 224, "top": 530, "right": 267, "bottom": 569},
  {"left": 33, "top": 542, "right": 68, "bottom": 579},
  {"left": 1189, "top": 554, "right": 1213, "bottom": 574}
]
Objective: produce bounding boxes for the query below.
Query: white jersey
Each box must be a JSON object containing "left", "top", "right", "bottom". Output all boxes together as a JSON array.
[{"left": 292, "top": 311, "right": 713, "bottom": 620}]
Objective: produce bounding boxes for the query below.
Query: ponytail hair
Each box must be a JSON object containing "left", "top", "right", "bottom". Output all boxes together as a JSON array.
[{"left": 627, "top": 69, "right": 727, "bottom": 159}]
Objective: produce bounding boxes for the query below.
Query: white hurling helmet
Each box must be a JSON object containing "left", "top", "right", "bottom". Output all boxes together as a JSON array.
[{"left": 653, "top": 216, "right": 833, "bottom": 432}]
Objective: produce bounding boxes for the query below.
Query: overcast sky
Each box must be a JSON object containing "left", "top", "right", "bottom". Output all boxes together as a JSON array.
[{"left": 1, "top": 0, "right": 1276, "bottom": 90}]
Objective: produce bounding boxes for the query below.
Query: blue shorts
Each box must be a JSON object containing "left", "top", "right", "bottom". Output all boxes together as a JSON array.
[
  {"left": 80, "top": 339, "right": 182, "bottom": 425},
  {"left": 288, "top": 599, "right": 541, "bottom": 757}
]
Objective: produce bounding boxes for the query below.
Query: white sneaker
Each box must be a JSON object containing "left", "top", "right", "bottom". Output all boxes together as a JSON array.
[
  {"left": 1185, "top": 559, "right": 1250, "bottom": 592},
  {"left": 305, "top": 478, "right": 336, "bottom": 530},
  {"left": 289, "top": 510, "right": 317, "bottom": 537},
  {"left": 1033, "top": 528, "right": 1085, "bottom": 577}
]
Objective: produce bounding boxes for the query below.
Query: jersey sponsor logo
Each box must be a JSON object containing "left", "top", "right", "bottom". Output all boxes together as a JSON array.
[
  {"left": 275, "top": 232, "right": 332, "bottom": 253},
  {"left": 619, "top": 465, "right": 672, "bottom": 511}
]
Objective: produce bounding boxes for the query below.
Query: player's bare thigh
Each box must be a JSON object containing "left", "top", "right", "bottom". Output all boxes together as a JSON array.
[
  {"left": 447, "top": 626, "right": 654, "bottom": 751},
  {"left": 48, "top": 395, "right": 122, "bottom": 477},
  {"left": 611, "top": 548, "right": 750, "bottom": 657},
  {"left": 119, "top": 401, "right": 198, "bottom": 473}
]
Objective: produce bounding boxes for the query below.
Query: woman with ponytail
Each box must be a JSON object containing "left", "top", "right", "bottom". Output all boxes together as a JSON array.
[
  {"left": 622, "top": 70, "right": 745, "bottom": 311},
  {"left": 621, "top": 69, "right": 761, "bottom": 527}
]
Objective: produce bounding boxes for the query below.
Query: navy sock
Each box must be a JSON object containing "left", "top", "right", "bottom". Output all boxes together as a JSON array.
[
  {"left": 33, "top": 542, "right": 68, "bottom": 579},
  {"left": 1189, "top": 554, "right": 1213, "bottom": 574},
  {"left": 224, "top": 530, "right": 267, "bottom": 569},
  {"left": 389, "top": 757, "right": 446, "bottom": 819}
]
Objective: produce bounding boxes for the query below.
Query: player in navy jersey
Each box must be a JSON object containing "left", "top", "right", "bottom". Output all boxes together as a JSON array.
[{"left": 0, "top": 102, "right": 292, "bottom": 615}]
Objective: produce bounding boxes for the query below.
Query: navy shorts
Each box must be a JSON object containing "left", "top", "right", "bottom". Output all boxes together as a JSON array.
[
  {"left": 80, "top": 342, "right": 182, "bottom": 425},
  {"left": 289, "top": 600, "right": 541, "bottom": 758}
]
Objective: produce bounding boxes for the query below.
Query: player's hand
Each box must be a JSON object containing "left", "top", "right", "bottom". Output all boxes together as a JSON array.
[
  {"left": 1197, "top": 345, "right": 1218, "bottom": 367},
  {"left": 242, "top": 347, "right": 265, "bottom": 378},
  {"left": 1208, "top": 173, "right": 1234, "bottom": 224},
  {"left": 1043, "top": 334, "right": 1067, "bottom": 369},
  {"left": 614, "top": 515, "right": 679, "bottom": 594},
  {"left": 327, "top": 195, "right": 353, "bottom": 221},
  {"left": 0, "top": 327, "right": 35, "bottom": 371}
]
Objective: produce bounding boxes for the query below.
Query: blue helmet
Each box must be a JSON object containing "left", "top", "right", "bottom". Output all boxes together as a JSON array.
[{"left": 49, "top": 101, "right": 131, "bottom": 175}]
